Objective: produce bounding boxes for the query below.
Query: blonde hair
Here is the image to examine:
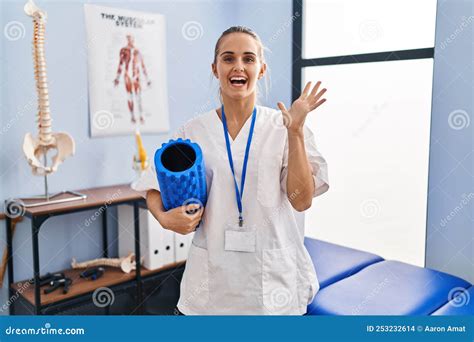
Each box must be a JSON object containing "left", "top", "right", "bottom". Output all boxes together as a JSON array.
[{"left": 212, "top": 26, "right": 271, "bottom": 104}]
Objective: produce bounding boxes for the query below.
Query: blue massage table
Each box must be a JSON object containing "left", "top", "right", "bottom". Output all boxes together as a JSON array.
[{"left": 304, "top": 238, "right": 473, "bottom": 315}]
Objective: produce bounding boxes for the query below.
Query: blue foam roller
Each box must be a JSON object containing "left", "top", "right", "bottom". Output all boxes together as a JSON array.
[{"left": 154, "top": 138, "right": 207, "bottom": 211}]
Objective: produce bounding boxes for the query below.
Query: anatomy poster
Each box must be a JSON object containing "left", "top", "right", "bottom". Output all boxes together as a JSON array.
[{"left": 84, "top": 4, "right": 169, "bottom": 137}]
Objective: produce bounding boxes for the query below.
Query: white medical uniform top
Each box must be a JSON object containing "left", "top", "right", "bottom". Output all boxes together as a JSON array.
[{"left": 133, "top": 105, "right": 329, "bottom": 315}]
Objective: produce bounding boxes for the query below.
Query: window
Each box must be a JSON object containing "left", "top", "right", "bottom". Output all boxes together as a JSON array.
[
  {"left": 302, "top": 0, "right": 437, "bottom": 58},
  {"left": 296, "top": 0, "right": 437, "bottom": 266}
]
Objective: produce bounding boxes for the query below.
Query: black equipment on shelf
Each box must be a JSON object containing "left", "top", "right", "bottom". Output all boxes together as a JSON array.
[
  {"left": 80, "top": 267, "right": 105, "bottom": 281},
  {"left": 43, "top": 277, "right": 73, "bottom": 295}
]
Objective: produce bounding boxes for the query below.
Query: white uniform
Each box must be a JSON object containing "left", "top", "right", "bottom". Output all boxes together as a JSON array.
[{"left": 133, "top": 105, "right": 329, "bottom": 315}]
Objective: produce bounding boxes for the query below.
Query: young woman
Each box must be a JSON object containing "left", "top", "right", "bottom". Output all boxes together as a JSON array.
[{"left": 134, "top": 26, "right": 329, "bottom": 315}]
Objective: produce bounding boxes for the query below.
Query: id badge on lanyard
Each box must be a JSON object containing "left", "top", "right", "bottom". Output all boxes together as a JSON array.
[{"left": 221, "top": 105, "right": 257, "bottom": 253}]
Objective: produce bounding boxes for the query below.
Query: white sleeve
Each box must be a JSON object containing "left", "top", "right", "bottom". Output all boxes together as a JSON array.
[
  {"left": 280, "top": 125, "right": 329, "bottom": 198},
  {"left": 131, "top": 126, "right": 186, "bottom": 196}
]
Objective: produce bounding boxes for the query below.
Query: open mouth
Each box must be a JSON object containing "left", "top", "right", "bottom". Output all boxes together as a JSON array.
[{"left": 229, "top": 76, "right": 248, "bottom": 88}]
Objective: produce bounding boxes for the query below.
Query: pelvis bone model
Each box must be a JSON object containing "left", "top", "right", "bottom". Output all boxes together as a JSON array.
[{"left": 23, "top": 0, "right": 75, "bottom": 176}]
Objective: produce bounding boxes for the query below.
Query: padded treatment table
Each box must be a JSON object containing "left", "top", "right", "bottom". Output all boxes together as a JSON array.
[
  {"left": 304, "top": 237, "right": 473, "bottom": 315},
  {"left": 304, "top": 238, "right": 383, "bottom": 289},
  {"left": 431, "top": 285, "right": 474, "bottom": 315}
]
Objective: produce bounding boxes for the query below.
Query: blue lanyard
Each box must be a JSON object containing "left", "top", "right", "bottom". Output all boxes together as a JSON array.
[{"left": 221, "top": 105, "right": 257, "bottom": 227}]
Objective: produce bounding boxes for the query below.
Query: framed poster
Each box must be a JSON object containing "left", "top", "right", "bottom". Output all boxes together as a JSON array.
[{"left": 84, "top": 4, "right": 169, "bottom": 137}]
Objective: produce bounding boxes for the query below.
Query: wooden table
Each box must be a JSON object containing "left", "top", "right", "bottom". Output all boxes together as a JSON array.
[{"left": 4, "top": 184, "right": 148, "bottom": 315}]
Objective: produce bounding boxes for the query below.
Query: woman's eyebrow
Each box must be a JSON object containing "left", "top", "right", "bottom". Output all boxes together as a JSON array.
[{"left": 220, "top": 51, "right": 257, "bottom": 56}]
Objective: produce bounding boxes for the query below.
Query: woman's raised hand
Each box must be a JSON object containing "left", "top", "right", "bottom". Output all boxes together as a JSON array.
[{"left": 277, "top": 81, "right": 327, "bottom": 133}]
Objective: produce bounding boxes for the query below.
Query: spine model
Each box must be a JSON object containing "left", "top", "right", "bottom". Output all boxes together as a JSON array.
[{"left": 23, "top": 0, "right": 75, "bottom": 176}]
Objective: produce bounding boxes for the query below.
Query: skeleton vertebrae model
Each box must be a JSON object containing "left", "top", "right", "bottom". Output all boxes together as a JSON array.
[
  {"left": 71, "top": 252, "right": 143, "bottom": 274},
  {"left": 23, "top": 0, "right": 75, "bottom": 176}
]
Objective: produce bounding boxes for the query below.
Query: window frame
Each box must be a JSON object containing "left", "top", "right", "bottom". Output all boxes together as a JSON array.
[
  {"left": 293, "top": 0, "right": 437, "bottom": 267},
  {"left": 292, "top": 0, "right": 435, "bottom": 102}
]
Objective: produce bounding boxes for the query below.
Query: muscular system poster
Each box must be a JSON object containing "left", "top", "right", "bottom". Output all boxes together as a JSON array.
[{"left": 84, "top": 4, "right": 169, "bottom": 137}]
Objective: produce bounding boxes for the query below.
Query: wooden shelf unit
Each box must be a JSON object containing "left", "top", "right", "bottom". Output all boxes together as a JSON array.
[
  {"left": 4, "top": 184, "right": 174, "bottom": 315},
  {"left": 12, "top": 261, "right": 185, "bottom": 307}
]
